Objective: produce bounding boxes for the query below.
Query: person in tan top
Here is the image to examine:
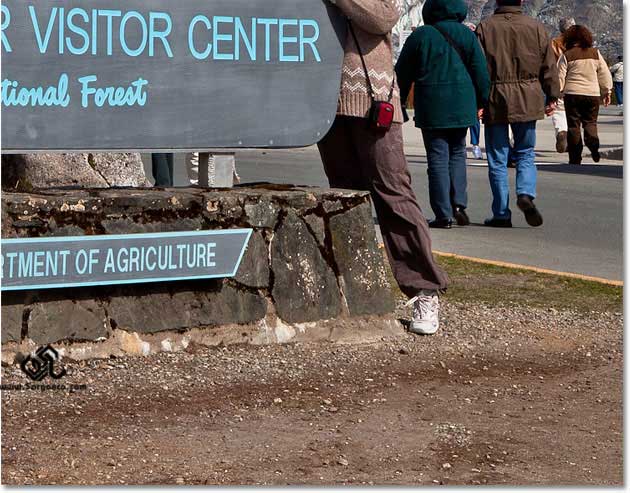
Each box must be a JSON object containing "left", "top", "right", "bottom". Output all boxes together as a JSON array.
[
  {"left": 558, "top": 25, "right": 613, "bottom": 164},
  {"left": 319, "top": 0, "right": 448, "bottom": 335},
  {"left": 550, "top": 17, "right": 575, "bottom": 153}
]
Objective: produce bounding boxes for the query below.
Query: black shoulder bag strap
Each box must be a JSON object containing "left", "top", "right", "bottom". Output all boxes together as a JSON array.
[
  {"left": 432, "top": 24, "right": 477, "bottom": 92},
  {"left": 348, "top": 20, "right": 395, "bottom": 103}
]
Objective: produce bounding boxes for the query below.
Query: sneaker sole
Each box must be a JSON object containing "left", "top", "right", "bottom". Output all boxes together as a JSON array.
[
  {"left": 409, "top": 324, "right": 438, "bottom": 335},
  {"left": 429, "top": 222, "right": 452, "bottom": 229}
]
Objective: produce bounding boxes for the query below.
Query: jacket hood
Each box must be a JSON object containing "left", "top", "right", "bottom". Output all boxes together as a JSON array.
[{"left": 422, "top": 0, "right": 468, "bottom": 25}]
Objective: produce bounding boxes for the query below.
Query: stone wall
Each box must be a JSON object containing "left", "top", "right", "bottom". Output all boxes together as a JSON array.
[{"left": 1, "top": 185, "right": 401, "bottom": 360}]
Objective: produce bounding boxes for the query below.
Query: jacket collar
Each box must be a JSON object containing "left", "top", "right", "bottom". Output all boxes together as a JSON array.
[{"left": 495, "top": 5, "right": 523, "bottom": 14}]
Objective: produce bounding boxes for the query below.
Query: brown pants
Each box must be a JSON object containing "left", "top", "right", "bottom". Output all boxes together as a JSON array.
[
  {"left": 565, "top": 94, "right": 600, "bottom": 164},
  {"left": 317, "top": 116, "right": 448, "bottom": 296}
]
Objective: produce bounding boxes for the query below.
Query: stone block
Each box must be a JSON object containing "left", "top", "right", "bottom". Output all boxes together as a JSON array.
[
  {"left": 1, "top": 153, "right": 150, "bottom": 190},
  {"left": 272, "top": 211, "right": 341, "bottom": 323},
  {"left": 234, "top": 232, "right": 270, "bottom": 288},
  {"left": 108, "top": 283, "right": 267, "bottom": 333},
  {"left": 107, "top": 291, "right": 189, "bottom": 333},
  {"left": 190, "top": 284, "right": 267, "bottom": 326},
  {"left": 329, "top": 202, "right": 395, "bottom": 316},
  {"left": 1, "top": 153, "right": 108, "bottom": 190},
  {"left": 89, "top": 153, "right": 150, "bottom": 187},
  {"left": 203, "top": 191, "right": 243, "bottom": 222},
  {"left": 244, "top": 199, "right": 280, "bottom": 228},
  {"left": 28, "top": 300, "right": 108, "bottom": 344},
  {"left": 303, "top": 214, "right": 326, "bottom": 248},
  {"left": 1, "top": 303, "right": 23, "bottom": 343},
  {"left": 101, "top": 217, "right": 203, "bottom": 235}
]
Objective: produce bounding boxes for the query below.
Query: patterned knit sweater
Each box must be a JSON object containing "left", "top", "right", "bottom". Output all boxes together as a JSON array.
[{"left": 330, "top": 0, "right": 404, "bottom": 123}]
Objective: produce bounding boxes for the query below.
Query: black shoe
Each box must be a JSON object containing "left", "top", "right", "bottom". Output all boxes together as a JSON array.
[
  {"left": 429, "top": 218, "right": 453, "bottom": 229},
  {"left": 556, "top": 131, "right": 568, "bottom": 153},
  {"left": 453, "top": 206, "right": 470, "bottom": 226},
  {"left": 592, "top": 149, "right": 601, "bottom": 163},
  {"left": 517, "top": 194, "right": 543, "bottom": 227},
  {"left": 569, "top": 161, "right": 582, "bottom": 165},
  {"left": 484, "top": 217, "right": 512, "bottom": 228}
]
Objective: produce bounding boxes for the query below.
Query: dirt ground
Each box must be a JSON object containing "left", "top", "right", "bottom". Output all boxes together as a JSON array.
[{"left": 1, "top": 284, "right": 623, "bottom": 486}]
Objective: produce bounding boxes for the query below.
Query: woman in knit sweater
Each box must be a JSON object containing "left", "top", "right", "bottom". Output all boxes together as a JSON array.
[
  {"left": 319, "top": 0, "right": 448, "bottom": 335},
  {"left": 557, "top": 25, "right": 613, "bottom": 165}
]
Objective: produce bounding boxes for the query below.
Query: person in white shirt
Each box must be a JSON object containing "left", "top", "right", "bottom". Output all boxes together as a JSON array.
[{"left": 610, "top": 56, "right": 623, "bottom": 107}]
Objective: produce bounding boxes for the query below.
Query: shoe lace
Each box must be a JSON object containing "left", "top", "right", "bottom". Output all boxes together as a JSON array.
[{"left": 405, "top": 293, "right": 436, "bottom": 319}]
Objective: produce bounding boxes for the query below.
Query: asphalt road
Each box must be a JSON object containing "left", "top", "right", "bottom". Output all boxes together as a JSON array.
[{"left": 145, "top": 111, "right": 623, "bottom": 281}]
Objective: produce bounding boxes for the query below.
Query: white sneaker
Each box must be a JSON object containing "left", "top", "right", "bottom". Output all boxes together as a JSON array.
[
  {"left": 405, "top": 290, "right": 440, "bottom": 335},
  {"left": 472, "top": 145, "right": 483, "bottom": 160}
]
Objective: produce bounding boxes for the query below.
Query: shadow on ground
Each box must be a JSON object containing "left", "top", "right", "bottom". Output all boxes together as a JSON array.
[{"left": 537, "top": 164, "right": 623, "bottom": 179}]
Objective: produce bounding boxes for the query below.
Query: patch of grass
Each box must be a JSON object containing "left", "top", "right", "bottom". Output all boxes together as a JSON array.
[{"left": 435, "top": 255, "right": 623, "bottom": 313}]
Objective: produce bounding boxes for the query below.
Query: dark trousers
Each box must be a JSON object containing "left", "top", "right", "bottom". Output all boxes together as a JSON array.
[
  {"left": 614, "top": 81, "right": 623, "bottom": 105},
  {"left": 152, "top": 153, "right": 174, "bottom": 187},
  {"left": 422, "top": 128, "right": 468, "bottom": 221},
  {"left": 564, "top": 94, "right": 600, "bottom": 164},
  {"left": 317, "top": 116, "right": 448, "bottom": 295}
]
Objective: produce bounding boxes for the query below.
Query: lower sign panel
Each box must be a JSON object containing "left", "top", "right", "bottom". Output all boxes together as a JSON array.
[{"left": 0, "top": 230, "right": 252, "bottom": 291}]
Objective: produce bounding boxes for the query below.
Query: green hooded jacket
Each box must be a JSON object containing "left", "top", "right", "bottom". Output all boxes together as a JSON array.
[{"left": 395, "top": 0, "right": 490, "bottom": 130}]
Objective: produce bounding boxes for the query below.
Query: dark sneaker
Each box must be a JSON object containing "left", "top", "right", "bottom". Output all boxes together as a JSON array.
[
  {"left": 556, "top": 131, "right": 568, "bottom": 153},
  {"left": 592, "top": 149, "right": 601, "bottom": 163},
  {"left": 429, "top": 218, "right": 453, "bottom": 229},
  {"left": 453, "top": 206, "right": 470, "bottom": 226},
  {"left": 517, "top": 194, "right": 543, "bottom": 227},
  {"left": 484, "top": 217, "right": 513, "bottom": 228}
]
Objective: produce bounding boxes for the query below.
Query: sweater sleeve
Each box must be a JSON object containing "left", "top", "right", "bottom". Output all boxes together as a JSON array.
[
  {"left": 597, "top": 51, "right": 613, "bottom": 95},
  {"left": 332, "top": 0, "right": 402, "bottom": 35},
  {"left": 538, "top": 27, "right": 560, "bottom": 102},
  {"left": 557, "top": 54, "right": 568, "bottom": 93}
]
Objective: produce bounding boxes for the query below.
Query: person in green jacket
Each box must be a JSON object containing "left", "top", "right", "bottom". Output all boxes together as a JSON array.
[{"left": 395, "top": 0, "right": 490, "bottom": 229}]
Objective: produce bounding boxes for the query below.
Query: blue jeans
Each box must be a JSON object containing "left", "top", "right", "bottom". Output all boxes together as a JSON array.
[
  {"left": 485, "top": 122, "right": 537, "bottom": 219},
  {"left": 469, "top": 120, "right": 481, "bottom": 146},
  {"left": 422, "top": 128, "right": 468, "bottom": 220},
  {"left": 614, "top": 81, "right": 623, "bottom": 105}
]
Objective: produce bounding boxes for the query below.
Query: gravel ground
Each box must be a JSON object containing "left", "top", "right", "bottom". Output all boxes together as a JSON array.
[{"left": 1, "top": 299, "right": 622, "bottom": 486}]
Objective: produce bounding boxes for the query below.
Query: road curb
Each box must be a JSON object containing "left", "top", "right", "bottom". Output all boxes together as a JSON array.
[{"left": 434, "top": 251, "right": 623, "bottom": 287}]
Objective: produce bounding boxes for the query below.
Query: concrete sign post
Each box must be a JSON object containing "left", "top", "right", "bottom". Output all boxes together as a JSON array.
[
  {"left": 0, "top": 230, "right": 252, "bottom": 291},
  {"left": 0, "top": 0, "right": 345, "bottom": 151}
]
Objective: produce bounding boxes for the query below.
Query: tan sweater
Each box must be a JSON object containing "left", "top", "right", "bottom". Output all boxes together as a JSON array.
[
  {"left": 330, "top": 0, "right": 404, "bottom": 123},
  {"left": 558, "top": 47, "right": 613, "bottom": 97}
]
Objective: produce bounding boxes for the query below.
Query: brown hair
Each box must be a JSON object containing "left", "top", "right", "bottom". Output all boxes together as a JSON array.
[{"left": 564, "top": 25, "right": 594, "bottom": 49}]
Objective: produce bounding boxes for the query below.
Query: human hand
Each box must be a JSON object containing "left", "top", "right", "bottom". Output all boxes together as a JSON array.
[
  {"left": 603, "top": 93, "right": 612, "bottom": 107},
  {"left": 477, "top": 108, "right": 484, "bottom": 120},
  {"left": 545, "top": 101, "right": 557, "bottom": 116}
]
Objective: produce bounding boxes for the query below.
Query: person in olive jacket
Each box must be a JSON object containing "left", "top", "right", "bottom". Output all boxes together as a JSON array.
[
  {"left": 476, "top": 0, "right": 560, "bottom": 228},
  {"left": 396, "top": 0, "right": 490, "bottom": 229}
]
